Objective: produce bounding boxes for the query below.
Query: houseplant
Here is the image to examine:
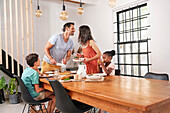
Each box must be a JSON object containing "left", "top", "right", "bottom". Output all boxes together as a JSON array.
[
  {"left": 0, "top": 77, "right": 7, "bottom": 103},
  {"left": 5, "top": 78, "right": 20, "bottom": 104}
]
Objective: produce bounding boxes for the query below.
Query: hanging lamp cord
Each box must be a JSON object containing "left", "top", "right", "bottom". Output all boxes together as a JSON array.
[
  {"left": 37, "top": 0, "right": 40, "bottom": 10},
  {"left": 63, "top": 0, "right": 65, "bottom": 11},
  {"left": 80, "top": 0, "right": 82, "bottom": 7}
]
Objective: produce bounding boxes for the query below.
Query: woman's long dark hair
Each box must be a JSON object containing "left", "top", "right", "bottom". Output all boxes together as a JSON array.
[{"left": 78, "top": 25, "right": 94, "bottom": 45}]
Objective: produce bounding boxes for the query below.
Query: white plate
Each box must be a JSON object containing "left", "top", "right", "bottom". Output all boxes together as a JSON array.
[
  {"left": 85, "top": 77, "right": 105, "bottom": 82},
  {"left": 93, "top": 73, "right": 107, "bottom": 77},
  {"left": 39, "top": 74, "right": 53, "bottom": 78},
  {"left": 56, "top": 63, "right": 65, "bottom": 66},
  {"left": 70, "top": 70, "right": 77, "bottom": 74},
  {"left": 59, "top": 80, "right": 71, "bottom": 82},
  {"left": 44, "top": 71, "right": 53, "bottom": 74},
  {"left": 86, "top": 75, "right": 102, "bottom": 80},
  {"left": 73, "top": 58, "right": 84, "bottom": 62},
  {"left": 71, "top": 79, "right": 82, "bottom": 82}
]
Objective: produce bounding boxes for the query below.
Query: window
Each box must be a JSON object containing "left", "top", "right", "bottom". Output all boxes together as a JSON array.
[{"left": 114, "top": 3, "right": 151, "bottom": 77}]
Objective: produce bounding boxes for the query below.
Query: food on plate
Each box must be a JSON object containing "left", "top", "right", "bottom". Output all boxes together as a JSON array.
[
  {"left": 60, "top": 75, "right": 74, "bottom": 80},
  {"left": 88, "top": 74, "right": 93, "bottom": 76},
  {"left": 64, "top": 78, "right": 70, "bottom": 81},
  {"left": 88, "top": 74, "right": 99, "bottom": 76},
  {"left": 74, "top": 56, "right": 84, "bottom": 60},
  {"left": 59, "top": 71, "right": 71, "bottom": 75}
]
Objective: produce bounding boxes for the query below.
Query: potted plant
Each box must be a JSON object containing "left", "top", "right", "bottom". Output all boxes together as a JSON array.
[
  {"left": 0, "top": 77, "right": 7, "bottom": 104},
  {"left": 5, "top": 78, "right": 20, "bottom": 104}
]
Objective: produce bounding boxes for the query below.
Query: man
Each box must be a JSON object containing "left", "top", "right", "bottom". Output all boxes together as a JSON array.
[{"left": 41, "top": 22, "right": 75, "bottom": 73}]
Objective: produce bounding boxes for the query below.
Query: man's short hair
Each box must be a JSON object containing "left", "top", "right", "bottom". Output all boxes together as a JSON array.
[
  {"left": 62, "top": 22, "right": 74, "bottom": 32},
  {"left": 25, "top": 53, "right": 39, "bottom": 67}
]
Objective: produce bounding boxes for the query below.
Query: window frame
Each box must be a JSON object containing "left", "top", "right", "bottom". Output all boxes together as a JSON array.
[{"left": 115, "top": 3, "right": 151, "bottom": 77}]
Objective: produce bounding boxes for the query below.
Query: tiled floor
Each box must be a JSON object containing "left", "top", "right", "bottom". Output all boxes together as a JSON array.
[
  {"left": 0, "top": 99, "right": 104, "bottom": 113},
  {"left": 0, "top": 100, "right": 27, "bottom": 113}
]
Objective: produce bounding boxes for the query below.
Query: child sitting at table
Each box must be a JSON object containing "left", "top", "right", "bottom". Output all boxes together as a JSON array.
[
  {"left": 21, "top": 53, "right": 57, "bottom": 113},
  {"left": 98, "top": 50, "right": 115, "bottom": 75}
]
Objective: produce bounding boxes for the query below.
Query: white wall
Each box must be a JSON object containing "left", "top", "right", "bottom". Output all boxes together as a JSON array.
[
  {"left": 149, "top": 0, "right": 170, "bottom": 75},
  {"left": 81, "top": 0, "right": 170, "bottom": 76},
  {"left": 82, "top": 0, "right": 114, "bottom": 53}
]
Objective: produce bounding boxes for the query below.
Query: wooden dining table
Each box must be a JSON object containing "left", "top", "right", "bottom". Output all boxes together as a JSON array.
[{"left": 40, "top": 75, "right": 170, "bottom": 113}]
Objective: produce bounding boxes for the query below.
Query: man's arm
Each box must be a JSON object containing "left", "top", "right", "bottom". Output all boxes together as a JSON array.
[
  {"left": 62, "top": 50, "right": 72, "bottom": 64},
  {"left": 34, "top": 84, "right": 44, "bottom": 93},
  {"left": 44, "top": 41, "right": 56, "bottom": 64}
]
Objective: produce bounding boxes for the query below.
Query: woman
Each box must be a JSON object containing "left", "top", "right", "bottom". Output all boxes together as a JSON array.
[{"left": 77, "top": 25, "right": 101, "bottom": 74}]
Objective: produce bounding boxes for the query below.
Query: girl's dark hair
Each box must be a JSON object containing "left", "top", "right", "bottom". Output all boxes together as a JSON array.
[
  {"left": 25, "top": 53, "right": 39, "bottom": 67},
  {"left": 78, "top": 25, "right": 94, "bottom": 45},
  {"left": 103, "top": 50, "right": 115, "bottom": 58}
]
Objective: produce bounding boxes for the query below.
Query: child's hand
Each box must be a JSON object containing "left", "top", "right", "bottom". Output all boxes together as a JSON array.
[{"left": 98, "top": 59, "right": 104, "bottom": 65}]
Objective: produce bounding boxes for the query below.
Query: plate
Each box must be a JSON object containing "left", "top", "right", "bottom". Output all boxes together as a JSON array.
[
  {"left": 85, "top": 77, "right": 105, "bottom": 82},
  {"left": 39, "top": 74, "right": 53, "bottom": 78},
  {"left": 70, "top": 70, "right": 77, "bottom": 74},
  {"left": 59, "top": 80, "right": 71, "bottom": 82},
  {"left": 71, "top": 79, "right": 82, "bottom": 82},
  {"left": 44, "top": 71, "right": 54, "bottom": 74},
  {"left": 93, "top": 73, "right": 107, "bottom": 77},
  {"left": 56, "top": 63, "right": 65, "bottom": 66},
  {"left": 73, "top": 58, "right": 84, "bottom": 62},
  {"left": 86, "top": 75, "right": 102, "bottom": 80}
]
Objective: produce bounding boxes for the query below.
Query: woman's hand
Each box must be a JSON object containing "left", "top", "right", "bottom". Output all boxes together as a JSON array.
[
  {"left": 76, "top": 53, "right": 84, "bottom": 58},
  {"left": 83, "top": 58, "right": 91, "bottom": 62}
]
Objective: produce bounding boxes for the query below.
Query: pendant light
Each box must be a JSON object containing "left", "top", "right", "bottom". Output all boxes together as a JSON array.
[
  {"left": 35, "top": 0, "right": 42, "bottom": 17},
  {"left": 60, "top": 0, "right": 68, "bottom": 21},
  {"left": 77, "top": 0, "right": 84, "bottom": 15},
  {"left": 108, "top": 0, "right": 116, "bottom": 8}
]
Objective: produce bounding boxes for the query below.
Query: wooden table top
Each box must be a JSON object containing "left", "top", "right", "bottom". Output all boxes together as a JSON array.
[{"left": 40, "top": 75, "right": 170, "bottom": 112}]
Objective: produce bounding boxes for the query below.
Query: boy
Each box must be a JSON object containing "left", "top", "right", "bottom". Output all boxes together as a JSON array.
[{"left": 21, "top": 53, "right": 56, "bottom": 113}]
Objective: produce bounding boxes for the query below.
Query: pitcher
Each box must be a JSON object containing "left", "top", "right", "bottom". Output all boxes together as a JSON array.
[{"left": 77, "top": 64, "right": 87, "bottom": 78}]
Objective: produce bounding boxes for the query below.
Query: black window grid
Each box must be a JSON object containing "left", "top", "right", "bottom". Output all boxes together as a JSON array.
[{"left": 114, "top": 3, "right": 151, "bottom": 77}]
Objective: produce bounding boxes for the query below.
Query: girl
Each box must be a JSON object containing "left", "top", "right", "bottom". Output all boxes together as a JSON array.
[
  {"left": 77, "top": 25, "right": 101, "bottom": 74},
  {"left": 98, "top": 50, "right": 115, "bottom": 75}
]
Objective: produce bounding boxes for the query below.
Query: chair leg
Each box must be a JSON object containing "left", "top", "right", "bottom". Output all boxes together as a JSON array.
[
  {"left": 39, "top": 104, "right": 44, "bottom": 113},
  {"left": 22, "top": 104, "right": 27, "bottom": 113},
  {"left": 30, "top": 105, "right": 39, "bottom": 113},
  {"left": 42, "top": 104, "right": 48, "bottom": 113}
]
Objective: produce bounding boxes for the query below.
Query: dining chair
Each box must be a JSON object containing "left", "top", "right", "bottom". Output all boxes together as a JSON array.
[
  {"left": 47, "top": 79, "right": 94, "bottom": 113},
  {"left": 15, "top": 75, "right": 51, "bottom": 113},
  {"left": 144, "top": 72, "right": 169, "bottom": 81},
  {"left": 115, "top": 69, "right": 120, "bottom": 75}
]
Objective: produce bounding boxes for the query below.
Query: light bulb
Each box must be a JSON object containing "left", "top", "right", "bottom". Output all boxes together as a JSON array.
[
  {"left": 35, "top": 10, "right": 42, "bottom": 17},
  {"left": 108, "top": 0, "right": 116, "bottom": 8},
  {"left": 60, "top": 11, "right": 68, "bottom": 21},
  {"left": 77, "top": 7, "right": 84, "bottom": 15}
]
